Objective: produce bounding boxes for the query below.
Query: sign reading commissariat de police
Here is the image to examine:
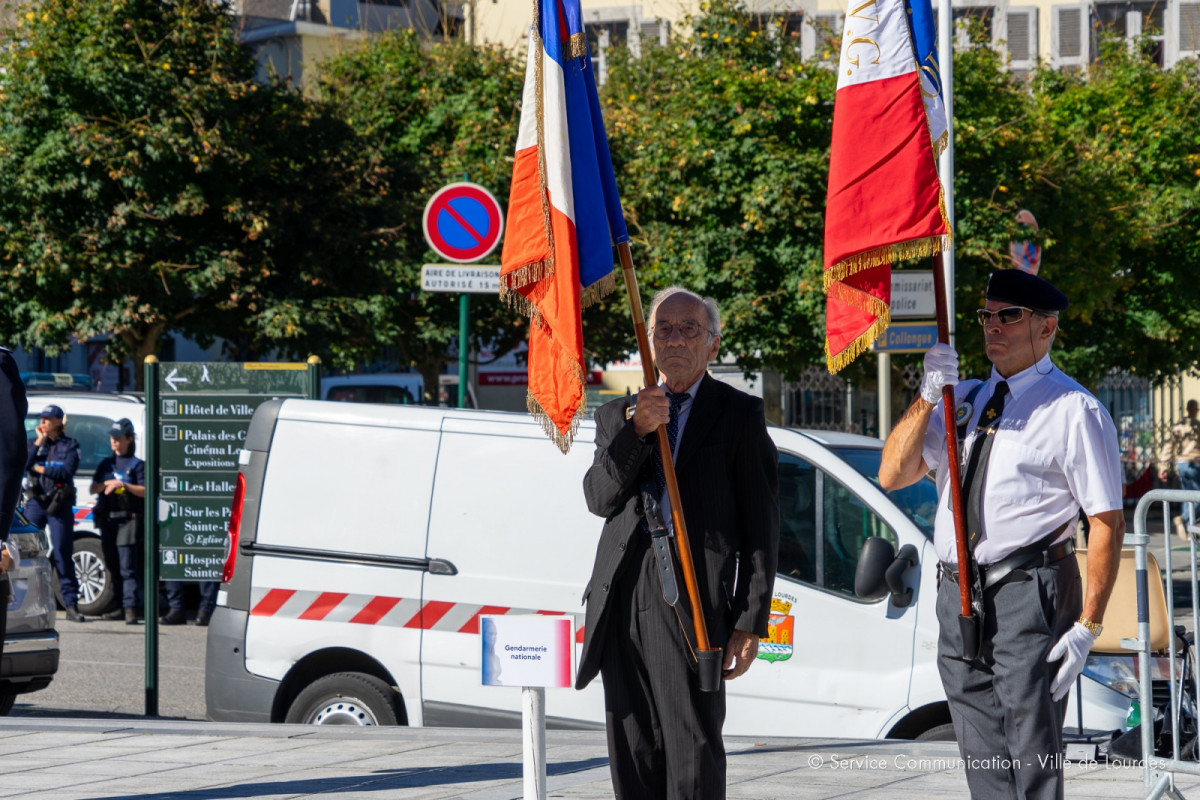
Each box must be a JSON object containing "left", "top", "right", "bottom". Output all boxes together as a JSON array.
[{"left": 155, "top": 362, "right": 310, "bottom": 581}]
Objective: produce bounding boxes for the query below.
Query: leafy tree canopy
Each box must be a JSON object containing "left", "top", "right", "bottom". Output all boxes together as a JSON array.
[{"left": 0, "top": 0, "right": 395, "bottom": 382}]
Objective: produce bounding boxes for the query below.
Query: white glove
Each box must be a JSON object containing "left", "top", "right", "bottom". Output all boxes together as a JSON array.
[
  {"left": 1048, "top": 622, "right": 1097, "bottom": 702},
  {"left": 920, "top": 343, "right": 960, "bottom": 404}
]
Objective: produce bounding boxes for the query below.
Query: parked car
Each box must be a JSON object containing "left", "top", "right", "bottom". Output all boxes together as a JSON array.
[
  {"left": 206, "top": 400, "right": 1133, "bottom": 739},
  {"left": 2, "top": 510, "right": 59, "bottom": 714},
  {"left": 22, "top": 392, "right": 145, "bottom": 615}
]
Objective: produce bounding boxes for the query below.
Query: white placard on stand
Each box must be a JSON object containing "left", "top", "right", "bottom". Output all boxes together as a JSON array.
[{"left": 481, "top": 615, "right": 575, "bottom": 799}]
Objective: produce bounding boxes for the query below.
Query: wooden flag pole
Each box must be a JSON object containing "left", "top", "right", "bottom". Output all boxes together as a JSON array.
[
  {"left": 932, "top": 252, "right": 977, "bottom": 653},
  {"left": 616, "top": 241, "right": 713, "bottom": 656}
]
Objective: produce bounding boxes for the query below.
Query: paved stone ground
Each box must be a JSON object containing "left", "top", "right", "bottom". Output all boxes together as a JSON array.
[{"left": 0, "top": 718, "right": 1176, "bottom": 799}]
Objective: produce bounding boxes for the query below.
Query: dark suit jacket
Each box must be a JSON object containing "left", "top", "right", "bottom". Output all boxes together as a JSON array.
[
  {"left": 576, "top": 373, "right": 779, "bottom": 690},
  {"left": 0, "top": 350, "right": 28, "bottom": 541}
]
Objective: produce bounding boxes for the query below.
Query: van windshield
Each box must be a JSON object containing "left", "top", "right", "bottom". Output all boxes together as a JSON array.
[{"left": 833, "top": 446, "right": 938, "bottom": 538}]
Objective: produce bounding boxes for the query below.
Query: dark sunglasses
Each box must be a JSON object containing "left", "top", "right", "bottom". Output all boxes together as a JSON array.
[{"left": 976, "top": 306, "right": 1033, "bottom": 326}]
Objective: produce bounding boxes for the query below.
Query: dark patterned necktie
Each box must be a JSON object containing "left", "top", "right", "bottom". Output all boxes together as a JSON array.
[
  {"left": 653, "top": 391, "right": 690, "bottom": 494},
  {"left": 962, "top": 381, "right": 1010, "bottom": 552}
]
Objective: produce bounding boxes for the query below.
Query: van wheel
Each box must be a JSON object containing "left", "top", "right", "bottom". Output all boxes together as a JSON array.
[
  {"left": 285, "top": 672, "right": 402, "bottom": 726},
  {"left": 915, "top": 722, "right": 957, "bottom": 741},
  {"left": 0, "top": 694, "right": 14, "bottom": 716}
]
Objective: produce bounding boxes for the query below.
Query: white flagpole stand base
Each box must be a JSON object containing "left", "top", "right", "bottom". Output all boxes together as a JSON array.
[{"left": 523, "top": 686, "right": 547, "bottom": 799}]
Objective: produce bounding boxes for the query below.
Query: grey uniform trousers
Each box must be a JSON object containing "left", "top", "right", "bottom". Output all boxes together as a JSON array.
[
  {"left": 599, "top": 536, "right": 727, "bottom": 799},
  {"left": 936, "top": 555, "right": 1082, "bottom": 800}
]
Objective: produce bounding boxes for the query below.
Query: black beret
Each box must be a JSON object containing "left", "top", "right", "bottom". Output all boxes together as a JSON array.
[{"left": 985, "top": 269, "right": 1068, "bottom": 312}]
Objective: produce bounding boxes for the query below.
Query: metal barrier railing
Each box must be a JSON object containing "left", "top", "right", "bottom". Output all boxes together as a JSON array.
[{"left": 1131, "top": 488, "right": 1200, "bottom": 799}]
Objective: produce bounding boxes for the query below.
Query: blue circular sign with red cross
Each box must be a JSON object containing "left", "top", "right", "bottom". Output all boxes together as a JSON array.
[{"left": 422, "top": 182, "right": 505, "bottom": 264}]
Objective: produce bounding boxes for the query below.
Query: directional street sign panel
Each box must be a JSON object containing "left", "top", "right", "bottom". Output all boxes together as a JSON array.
[
  {"left": 872, "top": 322, "right": 938, "bottom": 353},
  {"left": 155, "top": 362, "right": 310, "bottom": 581},
  {"left": 890, "top": 271, "right": 935, "bottom": 319},
  {"left": 422, "top": 182, "right": 504, "bottom": 263}
]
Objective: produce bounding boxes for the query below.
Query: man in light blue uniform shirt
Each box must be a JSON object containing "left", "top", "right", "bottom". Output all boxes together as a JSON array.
[{"left": 880, "top": 270, "right": 1124, "bottom": 800}]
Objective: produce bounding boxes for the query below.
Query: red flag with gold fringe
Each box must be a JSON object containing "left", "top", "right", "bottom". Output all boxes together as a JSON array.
[{"left": 822, "top": 0, "right": 951, "bottom": 372}]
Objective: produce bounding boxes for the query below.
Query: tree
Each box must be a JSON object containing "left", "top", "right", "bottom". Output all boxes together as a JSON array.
[
  {"left": 598, "top": 2, "right": 837, "bottom": 380},
  {"left": 313, "top": 33, "right": 528, "bottom": 394},
  {"left": 0, "top": 0, "right": 395, "bottom": 384},
  {"left": 904, "top": 34, "right": 1200, "bottom": 388}
]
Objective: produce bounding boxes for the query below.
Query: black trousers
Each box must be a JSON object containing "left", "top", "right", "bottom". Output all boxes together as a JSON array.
[
  {"left": 599, "top": 537, "right": 726, "bottom": 800},
  {"left": 0, "top": 573, "right": 7, "bottom": 655},
  {"left": 936, "top": 556, "right": 1081, "bottom": 800}
]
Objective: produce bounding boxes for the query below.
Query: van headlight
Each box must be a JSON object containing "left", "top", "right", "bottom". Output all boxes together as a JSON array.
[{"left": 1083, "top": 654, "right": 1179, "bottom": 700}]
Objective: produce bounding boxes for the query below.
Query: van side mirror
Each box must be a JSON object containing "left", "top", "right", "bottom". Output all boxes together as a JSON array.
[
  {"left": 854, "top": 538, "right": 920, "bottom": 608},
  {"left": 884, "top": 544, "right": 919, "bottom": 608},
  {"left": 855, "top": 537, "right": 895, "bottom": 601}
]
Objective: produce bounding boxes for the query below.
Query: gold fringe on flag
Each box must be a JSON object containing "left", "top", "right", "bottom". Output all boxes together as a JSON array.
[
  {"left": 531, "top": 22, "right": 558, "bottom": 290},
  {"left": 525, "top": 357, "right": 587, "bottom": 454},
  {"left": 580, "top": 271, "right": 616, "bottom": 309},
  {"left": 567, "top": 32, "right": 588, "bottom": 59},
  {"left": 823, "top": 234, "right": 950, "bottom": 289},
  {"left": 824, "top": 280, "right": 892, "bottom": 374},
  {"left": 931, "top": 129, "right": 948, "bottom": 161}
]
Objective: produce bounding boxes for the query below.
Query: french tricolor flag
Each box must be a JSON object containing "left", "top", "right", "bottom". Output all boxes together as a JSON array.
[
  {"left": 500, "top": 0, "right": 627, "bottom": 453},
  {"left": 823, "top": 0, "right": 950, "bottom": 373}
]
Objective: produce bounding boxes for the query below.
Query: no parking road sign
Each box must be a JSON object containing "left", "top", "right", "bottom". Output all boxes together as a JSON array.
[{"left": 423, "top": 182, "right": 504, "bottom": 263}]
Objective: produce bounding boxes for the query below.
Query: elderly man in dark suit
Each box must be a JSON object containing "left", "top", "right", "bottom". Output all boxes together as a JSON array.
[
  {"left": 578, "top": 287, "right": 779, "bottom": 800},
  {"left": 0, "top": 349, "right": 30, "bottom": 654}
]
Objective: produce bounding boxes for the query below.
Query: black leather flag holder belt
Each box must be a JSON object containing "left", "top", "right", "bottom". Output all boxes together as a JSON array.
[
  {"left": 641, "top": 490, "right": 679, "bottom": 606},
  {"left": 941, "top": 529, "right": 1074, "bottom": 592}
]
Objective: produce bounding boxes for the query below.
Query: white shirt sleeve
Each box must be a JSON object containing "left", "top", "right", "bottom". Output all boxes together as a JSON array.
[{"left": 1065, "top": 400, "right": 1124, "bottom": 516}]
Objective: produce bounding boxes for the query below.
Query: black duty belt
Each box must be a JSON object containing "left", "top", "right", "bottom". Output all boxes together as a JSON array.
[{"left": 941, "top": 528, "right": 1074, "bottom": 591}]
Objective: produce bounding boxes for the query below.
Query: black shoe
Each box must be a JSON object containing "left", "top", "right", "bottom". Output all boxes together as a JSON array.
[
  {"left": 64, "top": 605, "right": 87, "bottom": 623},
  {"left": 196, "top": 609, "right": 212, "bottom": 627},
  {"left": 160, "top": 608, "right": 187, "bottom": 625},
  {"left": 125, "top": 608, "right": 138, "bottom": 625},
  {"left": 102, "top": 608, "right": 125, "bottom": 620}
]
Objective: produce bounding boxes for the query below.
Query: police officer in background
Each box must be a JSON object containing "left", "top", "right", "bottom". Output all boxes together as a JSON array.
[
  {"left": 880, "top": 270, "right": 1125, "bottom": 800},
  {"left": 25, "top": 404, "right": 85, "bottom": 622},
  {"left": 0, "top": 349, "right": 30, "bottom": 652},
  {"left": 91, "top": 418, "right": 144, "bottom": 624}
]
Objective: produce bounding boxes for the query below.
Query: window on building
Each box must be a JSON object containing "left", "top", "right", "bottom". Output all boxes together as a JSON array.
[
  {"left": 1004, "top": 6, "right": 1039, "bottom": 75},
  {"left": 1052, "top": 3, "right": 1088, "bottom": 69},
  {"left": 584, "top": 8, "right": 669, "bottom": 84},
  {"left": 1092, "top": 0, "right": 1165, "bottom": 65}
]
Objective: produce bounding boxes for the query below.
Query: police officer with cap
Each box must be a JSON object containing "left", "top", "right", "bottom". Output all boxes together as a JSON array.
[
  {"left": 25, "top": 404, "right": 85, "bottom": 622},
  {"left": 880, "top": 269, "right": 1125, "bottom": 799},
  {"left": 91, "top": 418, "right": 144, "bottom": 624}
]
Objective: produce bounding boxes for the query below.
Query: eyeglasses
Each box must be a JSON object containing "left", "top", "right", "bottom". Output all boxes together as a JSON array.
[
  {"left": 976, "top": 306, "right": 1033, "bottom": 326},
  {"left": 651, "top": 320, "right": 712, "bottom": 340}
]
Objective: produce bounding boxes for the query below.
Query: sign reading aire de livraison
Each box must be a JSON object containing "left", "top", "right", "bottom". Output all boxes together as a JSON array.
[
  {"left": 156, "top": 362, "right": 310, "bottom": 581},
  {"left": 421, "top": 264, "right": 501, "bottom": 294},
  {"left": 890, "top": 271, "right": 935, "bottom": 319}
]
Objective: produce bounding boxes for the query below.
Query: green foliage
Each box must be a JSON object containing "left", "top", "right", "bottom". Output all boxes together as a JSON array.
[
  {"left": 3, "top": 0, "right": 1197, "bottom": 394},
  {"left": 0, "top": 0, "right": 394, "bottom": 377},
  {"left": 949, "top": 35, "right": 1200, "bottom": 386},
  {"left": 313, "top": 32, "right": 529, "bottom": 387},
  {"left": 599, "top": 0, "right": 836, "bottom": 379}
]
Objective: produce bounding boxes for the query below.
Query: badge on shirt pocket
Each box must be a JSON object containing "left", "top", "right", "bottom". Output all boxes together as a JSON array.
[{"left": 954, "top": 400, "right": 974, "bottom": 427}]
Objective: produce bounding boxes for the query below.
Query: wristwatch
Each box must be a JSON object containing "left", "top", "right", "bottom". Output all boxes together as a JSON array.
[{"left": 1077, "top": 616, "right": 1103, "bottom": 637}]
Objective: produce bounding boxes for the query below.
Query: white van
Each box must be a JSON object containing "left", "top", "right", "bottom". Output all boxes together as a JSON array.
[{"left": 205, "top": 400, "right": 1134, "bottom": 738}]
